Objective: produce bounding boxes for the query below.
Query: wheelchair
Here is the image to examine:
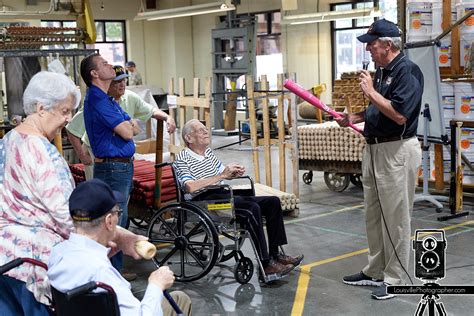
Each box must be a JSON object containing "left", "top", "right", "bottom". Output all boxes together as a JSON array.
[
  {"left": 147, "top": 162, "right": 283, "bottom": 284},
  {"left": 0, "top": 257, "right": 183, "bottom": 316},
  {"left": 0, "top": 257, "right": 120, "bottom": 316}
]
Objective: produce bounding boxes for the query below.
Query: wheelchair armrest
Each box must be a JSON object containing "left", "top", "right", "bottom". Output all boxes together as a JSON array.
[
  {"left": 0, "top": 258, "right": 47, "bottom": 275},
  {"left": 66, "top": 281, "right": 97, "bottom": 299},
  {"left": 0, "top": 258, "right": 23, "bottom": 274},
  {"left": 225, "top": 175, "right": 255, "bottom": 196},
  {"left": 65, "top": 281, "right": 117, "bottom": 300},
  {"left": 190, "top": 184, "right": 232, "bottom": 200},
  {"left": 154, "top": 162, "right": 172, "bottom": 170}
]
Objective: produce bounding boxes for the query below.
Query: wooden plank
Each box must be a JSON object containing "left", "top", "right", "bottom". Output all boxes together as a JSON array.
[
  {"left": 261, "top": 75, "right": 272, "bottom": 187},
  {"left": 246, "top": 75, "right": 260, "bottom": 183},
  {"left": 451, "top": 21, "right": 461, "bottom": 75},
  {"left": 277, "top": 74, "right": 286, "bottom": 192},
  {"left": 179, "top": 78, "right": 186, "bottom": 132},
  {"left": 289, "top": 73, "right": 299, "bottom": 198},
  {"left": 154, "top": 120, "right": 164, "bottom": 208},
  {"left": 193, "top": 77, "right": 200, "bottom": 119},
  {"left": 168, "top": 78, "right": 176, "bottom": 161},
  {"left": 175, "top": 97, "right": 210, "bottom": 108},
  {"left": 145, "top": 119, "right": 152, "bottom": 138},
  {"left": 434, "top": 144, "right": 444, "bottom": 190},
  {"left": 204, "top": 78, "right": 212, "bottom": 145},
  {"left": 257, "top": 138, "right": 280, "bottom": 146},
  {"left": 224, "top": 80, "right": 237, "bottom": 131},
  {"left": 316, "top": 108, "right": 323, "bottom": 123}
]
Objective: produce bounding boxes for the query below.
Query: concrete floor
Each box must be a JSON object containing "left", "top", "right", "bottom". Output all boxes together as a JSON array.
[{"left": 126, "top": 135, "right": 474, "bottom": 315}]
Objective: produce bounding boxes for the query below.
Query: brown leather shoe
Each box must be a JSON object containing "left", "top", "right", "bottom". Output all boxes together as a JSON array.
[
  {"left": 121, "top": 271, "right": 137, "bottom": 281},
  {"left": 275, "top": 253, "right": 304, "bottom": 266},
  {"left": 263, "top": 259, "right": 293, "bottom": 276}
]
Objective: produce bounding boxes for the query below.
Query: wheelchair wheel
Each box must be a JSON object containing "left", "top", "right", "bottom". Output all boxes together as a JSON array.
[
  {"left": 129, "top": 217, "right": 149, "bottom": 229},
  {"left": 147, "top": 202, "right": 219, "bottom": 282},
  {"left": 234, "top": 256, "right": 254, "bottom": 284}
]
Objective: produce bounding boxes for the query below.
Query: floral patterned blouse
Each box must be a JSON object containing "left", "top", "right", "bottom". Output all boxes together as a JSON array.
[{"left": 0, "top": 129, "right": 75, "bottom": 305}]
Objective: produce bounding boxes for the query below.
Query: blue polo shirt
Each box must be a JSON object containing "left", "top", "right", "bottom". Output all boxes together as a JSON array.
[
  {"left": 364, "top": 52, "right": 424, "bottom": 138},
  {"left": 84, "top": 84, "right": 135, "bottom": 158}
]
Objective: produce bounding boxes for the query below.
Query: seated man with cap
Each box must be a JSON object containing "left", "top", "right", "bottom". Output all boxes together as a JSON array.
[{"left": 48, "top": 179, "right": 192, "bottom": 316}]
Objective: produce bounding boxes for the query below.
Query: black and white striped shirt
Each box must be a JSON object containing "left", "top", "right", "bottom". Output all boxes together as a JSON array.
[{"left": 173, "top": 147, "right": 225, "bottom": 200}]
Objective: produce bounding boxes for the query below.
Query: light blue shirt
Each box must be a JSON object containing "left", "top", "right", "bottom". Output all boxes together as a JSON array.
[{"left": 48, "top": 233, "right": 164, "bottom": 316}]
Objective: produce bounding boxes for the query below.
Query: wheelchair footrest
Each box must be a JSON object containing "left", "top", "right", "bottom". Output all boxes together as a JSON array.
[{"left": 261, "top": 272, "right": 287, "bottom": 283}]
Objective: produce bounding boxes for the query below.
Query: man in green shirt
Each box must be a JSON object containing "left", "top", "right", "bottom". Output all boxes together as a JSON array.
[{"left": 67, "top": 65, "right": 176, "bottom": 180}]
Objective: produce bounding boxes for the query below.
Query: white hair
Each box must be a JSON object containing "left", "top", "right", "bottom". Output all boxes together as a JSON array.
[
  {"left": 182, "top": 119, "right": 201, "bottom": 146},
  {"left": 378, "top": 36, "right": 402, "bottom": 51},
  {"left": 22, "top": 71, "right": 81, "bottom": 115}
]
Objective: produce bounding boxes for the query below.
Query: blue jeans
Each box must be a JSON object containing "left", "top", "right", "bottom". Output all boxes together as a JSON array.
[
  {"left": 94, "top": 160, "right": 134, "bottom": 271},
  {"left": 0, "top": 275, "right": 52, "bottom": 316}
]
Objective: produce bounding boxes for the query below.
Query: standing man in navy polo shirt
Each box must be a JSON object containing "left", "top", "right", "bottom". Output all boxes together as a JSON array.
[
  {"left": 80, "top": 53, "right": 136, "bottom": 273},
  {"left": 336, "top": 19, "right": 423, "bottom": 300}
]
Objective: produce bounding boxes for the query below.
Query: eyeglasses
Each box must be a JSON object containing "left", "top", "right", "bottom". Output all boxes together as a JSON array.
[
  {"left": 111, "top": 208, "right": 123, "bottom": 218},
  {"left": 193, "top": 127, "right": 208, "bottom": 135}
]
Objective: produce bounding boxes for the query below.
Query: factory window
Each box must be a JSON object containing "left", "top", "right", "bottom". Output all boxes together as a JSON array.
[
  {"left": 331, "top": 1, "right": 378, "bottom": 80},
  {"left": 255, "top": 11, "right": 283, "bottom": 91},
  {"left": 41, "top": 20, "right": 127, "bottom": 66},
  {"left": 87, "top": 20, "right": 127, "bottom": 66},
  {"left": 331, "top": 1, "right": 398, "bottom": 80}
]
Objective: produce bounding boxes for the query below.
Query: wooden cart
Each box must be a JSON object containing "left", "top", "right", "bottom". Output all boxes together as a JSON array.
[{"left": 299, "top": 159, "right": 362, "bottom": 192}]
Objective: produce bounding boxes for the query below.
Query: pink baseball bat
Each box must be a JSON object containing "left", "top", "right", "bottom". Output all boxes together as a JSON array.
[{"left": 284, "top": 79, "right": 363, "bottom": 134}]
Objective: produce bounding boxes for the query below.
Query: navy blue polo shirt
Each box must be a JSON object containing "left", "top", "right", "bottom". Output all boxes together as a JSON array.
[
  {"left": 84, "top": 84, "right": 135, "bottom": 158},
  {"left": 364, "top": 52, "right": 424, "bottom": 138}
]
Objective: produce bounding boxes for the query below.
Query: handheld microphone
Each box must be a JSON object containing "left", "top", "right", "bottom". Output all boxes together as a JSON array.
[{"left": 362, "top": 60, "right": 370, "bottom": 71}]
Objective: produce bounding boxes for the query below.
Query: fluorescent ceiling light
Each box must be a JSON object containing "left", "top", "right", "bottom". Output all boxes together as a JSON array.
[
  {"left": 134, "top": 1, "right": 236, "bottom": 21},
  {"left": 281, "top": 7, "right": 381, "bottom": 25}
]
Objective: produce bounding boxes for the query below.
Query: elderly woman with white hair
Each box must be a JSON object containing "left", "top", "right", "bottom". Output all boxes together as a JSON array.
[{"left": 0, "top": 72, "right": 145, "bottom": 315}]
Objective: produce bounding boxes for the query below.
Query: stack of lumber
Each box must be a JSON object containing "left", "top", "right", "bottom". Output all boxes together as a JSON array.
[
  {"left": 132, "top": 160, "right": 176, "bottom": 206},
  {"left": 333, "top": 71, "right": 373, "bottom": 114},
  {"left": 232, "top": 183, "right": 299, "bottom": 213},
  {"left": 298, "top": 121, "right": 366, "bottom": 161},
  {"left": 254, "top": 183, "right": 299, "bottom": 212},
  {"left": 69, "top": 163, "right": 86, "bottom": 184}
]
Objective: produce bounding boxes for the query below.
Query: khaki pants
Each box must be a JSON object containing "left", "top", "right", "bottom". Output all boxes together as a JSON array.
[
  {"left": 162, "top": 291, "right": 192, "bottom": 316},
  {"left": 361, "top": 137, "right": 421, "bottom": 285},
  {"left": 83, "top": 144, "right": 94, "bottom": 180}
]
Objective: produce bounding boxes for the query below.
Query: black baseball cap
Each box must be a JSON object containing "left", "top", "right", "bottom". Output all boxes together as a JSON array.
[
  {"left": 357, "top": 19, "right": 401, "bottom": 43},
  {"left": 125, "top": 61, "right": 136, "bottom": 67},
  {"left": 113, "top": 65, "right": 129, "bottom": 81},
  {"left": 69, "top": 179, "right": 125, "bottom": 222}
]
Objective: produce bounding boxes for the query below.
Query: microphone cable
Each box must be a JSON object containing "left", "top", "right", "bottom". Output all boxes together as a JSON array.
[{"left": 369, "top": 144, "right": 414, "bottom": 285}]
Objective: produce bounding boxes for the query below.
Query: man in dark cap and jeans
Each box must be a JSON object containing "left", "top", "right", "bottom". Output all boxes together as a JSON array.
[{"left": 336, "top": 19, "right": 423, "bottom": 300}]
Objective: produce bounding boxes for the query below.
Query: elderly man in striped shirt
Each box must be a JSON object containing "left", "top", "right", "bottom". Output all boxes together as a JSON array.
[{"left": 174, "top": 119, "right": 303, "bottom": 280}]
